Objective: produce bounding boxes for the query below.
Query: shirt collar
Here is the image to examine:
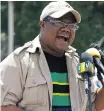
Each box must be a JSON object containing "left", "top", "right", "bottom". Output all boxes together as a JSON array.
[{"left": 26, "top": 35, "right": 42, "bottom": 53}]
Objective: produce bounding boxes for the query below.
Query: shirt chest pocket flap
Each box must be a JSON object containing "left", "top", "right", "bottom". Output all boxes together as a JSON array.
[{"left": 23, "top": 76, "right": 48, "bottom": 106}]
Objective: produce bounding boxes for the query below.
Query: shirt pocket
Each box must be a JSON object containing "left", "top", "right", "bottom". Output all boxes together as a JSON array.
[{"left": 22, "top": 76, "right": 48, "bottom": 106}]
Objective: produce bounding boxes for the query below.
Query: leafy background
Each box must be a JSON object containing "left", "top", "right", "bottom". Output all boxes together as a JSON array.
[{"left": 1, "top": 1, "right": 104, "bottom": 60}]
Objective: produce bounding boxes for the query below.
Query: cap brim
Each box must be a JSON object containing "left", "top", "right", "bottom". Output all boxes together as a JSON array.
[{"left": 49, "top": 8, "right": 81, "bottom": 24}]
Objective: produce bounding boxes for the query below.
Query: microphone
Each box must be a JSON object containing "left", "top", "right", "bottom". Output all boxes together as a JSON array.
[
  {"left": 86, "top": 48, "right": 104, "bottom": 75},
  {"left": 89, "top": 43, "right": 104, "bottom": 66},
  {"left": 77, "top": 52, "right": 95, "bottom": 93}
]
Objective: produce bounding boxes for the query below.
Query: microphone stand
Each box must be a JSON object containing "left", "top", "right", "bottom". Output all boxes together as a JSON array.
[
  {"left": 84, "top": 74, "right": 92, "bottom": 111},
  {"left": 85, "top": 76, "right": 92, "bottom": 111}
]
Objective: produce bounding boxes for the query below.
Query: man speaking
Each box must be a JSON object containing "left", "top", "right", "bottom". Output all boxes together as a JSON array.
[{"left": 0, "top": 1, "right": 104, "bottom": 111}]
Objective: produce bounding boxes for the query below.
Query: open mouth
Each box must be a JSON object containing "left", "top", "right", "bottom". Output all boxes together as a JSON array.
[{"left": 57, "top": 35, "right": 69, "bottom": 43}]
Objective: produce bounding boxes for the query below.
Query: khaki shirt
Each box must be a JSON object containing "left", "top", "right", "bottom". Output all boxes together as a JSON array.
[{"left": 0, "top": 36, "right": 97, "bottom": 111}]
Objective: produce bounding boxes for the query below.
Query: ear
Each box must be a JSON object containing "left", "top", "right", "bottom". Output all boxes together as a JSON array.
[{"left": 40, "top": 21, "right": 44, "bottom": 28}]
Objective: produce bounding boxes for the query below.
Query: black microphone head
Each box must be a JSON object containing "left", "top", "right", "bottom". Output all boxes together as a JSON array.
[
  {"left": 89, "top": 43, "right": 100, "bottom": 50},
  {"left": 80, "top": 52, "right": 94, "bottom": 63},
  {"left": 78, "top": 52, "right": 95, "bottom": 77}
]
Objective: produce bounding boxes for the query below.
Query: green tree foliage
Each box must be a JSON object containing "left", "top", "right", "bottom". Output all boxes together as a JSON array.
[
  {"left": 1, "top": 1, "right": 104, "bottom": 60},
  {"left": 71, "top": 1, "right": 104, "bottom": 53},
  {"left": 14, "top": 1, "right": 49, "bottom": 46}
]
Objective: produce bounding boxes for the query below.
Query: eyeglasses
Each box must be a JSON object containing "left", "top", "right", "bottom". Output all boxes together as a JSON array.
[{"left": 43, "top": 17, "right": 79, "bottom": 31}]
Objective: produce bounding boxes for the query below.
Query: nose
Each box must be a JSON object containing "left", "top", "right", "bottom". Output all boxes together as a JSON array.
[{"left": 60, "top": 27, "right": 71, "bottom": 33}]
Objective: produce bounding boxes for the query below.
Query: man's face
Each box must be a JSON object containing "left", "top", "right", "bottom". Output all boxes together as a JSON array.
[{"left": 40, "top": 12, "right": 78, "bottom": 54}]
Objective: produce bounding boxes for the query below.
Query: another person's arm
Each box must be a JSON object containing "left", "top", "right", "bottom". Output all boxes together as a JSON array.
[{"left": 95, "top": 87, "right": 104, "bottom": 111}]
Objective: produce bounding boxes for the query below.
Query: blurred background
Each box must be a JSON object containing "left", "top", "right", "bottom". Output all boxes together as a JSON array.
[{"left": 1, "top": 1, "right": 104, "bottom": 61}]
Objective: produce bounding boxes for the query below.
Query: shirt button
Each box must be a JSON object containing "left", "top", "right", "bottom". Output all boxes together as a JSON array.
[{"left": 33, "top": 80, "right": 35, "bottom": 84}]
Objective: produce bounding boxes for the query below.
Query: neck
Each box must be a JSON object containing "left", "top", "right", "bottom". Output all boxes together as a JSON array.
[
  {"left": 42, "top": 45, "right": 64, "bottom": 57},
  {"left": 40, "top": 42, "right": 64, "bottom": 57},
  {"left": 39, "top": 35, "right": 65, "bottom": 57}
]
